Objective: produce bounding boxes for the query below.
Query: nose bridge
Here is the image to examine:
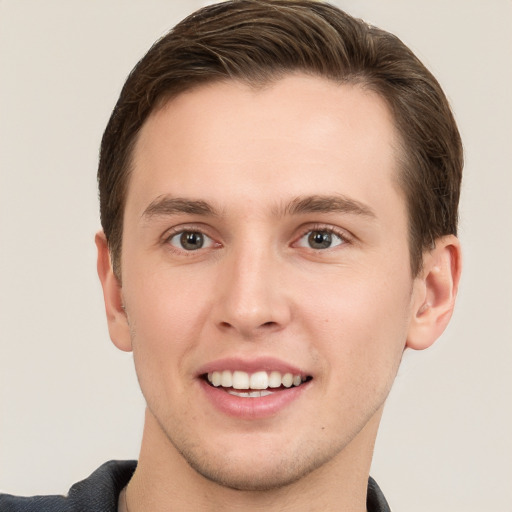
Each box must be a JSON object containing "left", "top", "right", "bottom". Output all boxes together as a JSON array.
[{"left": 215, "top": 239, "right": 289, "bottom": 335}]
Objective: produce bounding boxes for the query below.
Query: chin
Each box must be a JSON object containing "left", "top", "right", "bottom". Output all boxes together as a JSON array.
[
  {"left": 171, "top": 434, "right": 344, "bottom": 492},
  {"left": 189, "top": 456, "right": 321, "bottom": 492}
]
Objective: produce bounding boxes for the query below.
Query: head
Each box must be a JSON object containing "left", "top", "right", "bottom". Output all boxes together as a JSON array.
[
  {"left": 95, "top": 0, "right": 462, "bottom": 496},
  {"left": 98, "top": 0, "right": 462, "bottom": 280}
]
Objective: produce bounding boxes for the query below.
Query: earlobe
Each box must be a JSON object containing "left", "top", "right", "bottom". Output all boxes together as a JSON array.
[
  {"left": 406, "top": 235, "right": 462, "bottom": 350},
  {"left": 95, "top": 231, "right": 133, "bottom": 352}
]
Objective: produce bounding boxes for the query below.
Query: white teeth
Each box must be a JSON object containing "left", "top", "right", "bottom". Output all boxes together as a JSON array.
[
  {"left": 232, "top": 371, "right": 250, "bottom": 390},
  {"left": 206, "top": 370, "right": 306, "bottom": 391},
  {"left": 282, "top": 373, "right": 293, "bottom": 388},
  {"left": 268, "top": 371, "right": 282, "bottom": 388},
  {"left": 221, "top": 370, "right": 232, "bottom": 387},
  {"left": 228, "top": 389, "right": 274, "bottom": 398},
  {"left": 211, "top": 371, "right": 222, "bottom": 387},
  {"left": 249, "top": 371, "right": 268, "bottom": 390}
]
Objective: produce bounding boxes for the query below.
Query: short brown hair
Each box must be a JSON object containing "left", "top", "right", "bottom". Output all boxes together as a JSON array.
[{"left": 98, "top": 0, "right": 463, "bottom": 278}]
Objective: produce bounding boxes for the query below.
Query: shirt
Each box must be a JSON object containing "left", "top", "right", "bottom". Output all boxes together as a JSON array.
[{"left": 0, "top": 460, "right": 391, "bottom": 511}]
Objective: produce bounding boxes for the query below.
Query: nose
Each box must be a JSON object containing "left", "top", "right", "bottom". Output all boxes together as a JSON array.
[{"left": 213, "top": 245, "right": 292, "bottom": 338}]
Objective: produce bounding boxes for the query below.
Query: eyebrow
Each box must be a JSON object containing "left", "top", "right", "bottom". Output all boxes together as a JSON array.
[
  {"left": 282, "top": 195, "right": 376, "bottom": 218},
  {"left": 141, "top": 194, "right": 376, "bottom": 221},
  {"left": 141, "top": 196, "right": 219, "bottom": 220}
]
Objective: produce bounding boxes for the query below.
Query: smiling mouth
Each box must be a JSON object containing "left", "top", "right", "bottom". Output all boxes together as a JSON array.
[{"left": 204, "top": 370, "right": 312, "bottom": 397}]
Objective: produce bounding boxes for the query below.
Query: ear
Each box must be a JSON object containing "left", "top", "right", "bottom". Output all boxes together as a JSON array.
[
  {"left": 95, "top": 231, "right": 132, "bottom": 352},
  {"left": 406, "top": 235, "right": 462, "bottom": 350}
]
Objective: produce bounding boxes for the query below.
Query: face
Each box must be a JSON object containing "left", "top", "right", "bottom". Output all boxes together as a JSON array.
[{"left": 114, "top": 75, "right": 424, "bottom": 490}]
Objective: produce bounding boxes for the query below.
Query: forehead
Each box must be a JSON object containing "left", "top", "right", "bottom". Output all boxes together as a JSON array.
[{"left": 128, "top": 74, "right": 403, "bottom": 219}]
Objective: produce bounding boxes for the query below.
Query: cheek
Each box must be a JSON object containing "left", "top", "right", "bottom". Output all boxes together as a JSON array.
[
  {"left": 123, "top": 268, "right": 212, "bottom": 376},
  {"left": 298, "top": 264, "right": 413, "bottom": 377}
]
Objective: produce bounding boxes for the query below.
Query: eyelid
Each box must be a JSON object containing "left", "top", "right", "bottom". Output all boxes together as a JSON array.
[
  {"left": 162, "top": 224, "right": 222, "bottom": 251},
  {"left": 168, "top": 231, "right": 215, "bottom": 249},
  {"left": 292, "top": 223, "right": 353, "bottom": 248}
]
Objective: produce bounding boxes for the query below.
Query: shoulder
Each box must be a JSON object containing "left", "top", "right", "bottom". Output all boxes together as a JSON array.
[
  {"left": 367, "top": 476, "right": 391, "bottom": 512},
  {"left": 0, "top": 493, "right": 69, "bottom": 512},
  {"left": 0, "top": 460, "right": 137, "bottom": 512}
]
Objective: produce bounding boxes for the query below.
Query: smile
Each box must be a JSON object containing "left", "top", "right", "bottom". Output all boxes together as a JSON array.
[{"left": 206, "top": 370, "right": 310, "bottom": 398}]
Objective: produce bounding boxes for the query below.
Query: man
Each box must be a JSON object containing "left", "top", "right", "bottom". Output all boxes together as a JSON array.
[{"left": 0, "top": 1, "right": 462, "bottom": 510}]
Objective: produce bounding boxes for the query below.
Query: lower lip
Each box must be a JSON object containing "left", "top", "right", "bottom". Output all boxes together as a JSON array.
[{"left": 199, "top": 379, "right": 309, "bottom": 419}]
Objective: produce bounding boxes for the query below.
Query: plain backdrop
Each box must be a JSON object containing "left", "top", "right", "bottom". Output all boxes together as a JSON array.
[{"left": 1, "top": 1, "right": 511, "bottom": 511}]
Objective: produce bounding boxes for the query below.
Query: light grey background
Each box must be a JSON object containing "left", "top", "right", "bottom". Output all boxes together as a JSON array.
[{"left": 1, "top": 1, "right": 511, "bottom": 511}]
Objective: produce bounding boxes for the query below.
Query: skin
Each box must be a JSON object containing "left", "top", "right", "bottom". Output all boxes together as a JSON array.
[{"left": 97, "top": 74, "right": 461, "bottom": 511}]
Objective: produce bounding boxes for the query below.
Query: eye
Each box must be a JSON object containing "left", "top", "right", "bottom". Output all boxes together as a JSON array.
[
  {"left": 167, "top": 230, "right": 215, "bottom": 251},
  {"left": 296, "top": 229, "right": 345, "bottom": 250}
]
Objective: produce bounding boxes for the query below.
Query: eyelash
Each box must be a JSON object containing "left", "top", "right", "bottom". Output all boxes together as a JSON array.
[
  {"left": 294, "top": 224, "right": 352, "bottom": 250},
  {"left": 162, "top": 223, "right": 352, "bottom": 255},
  {"left": 163, "top": 225, "right": 220, "bottom": 254}
]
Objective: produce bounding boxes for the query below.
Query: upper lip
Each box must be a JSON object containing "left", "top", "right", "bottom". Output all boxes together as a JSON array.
[{"left": 196, "top": 357, "right": 309, "bottom": 378}]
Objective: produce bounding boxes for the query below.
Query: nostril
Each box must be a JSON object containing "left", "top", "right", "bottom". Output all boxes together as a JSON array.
[
  {"left": 218, "top": 321, "right": 276, "bottom": 329},
  {"left": 216, "top": 320, "right": 281, "bottom": 338}
]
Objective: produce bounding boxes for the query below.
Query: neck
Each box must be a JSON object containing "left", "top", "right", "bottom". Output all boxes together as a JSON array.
[{"left": 124, "top": 407, "right": 382, "bottom": 512}]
